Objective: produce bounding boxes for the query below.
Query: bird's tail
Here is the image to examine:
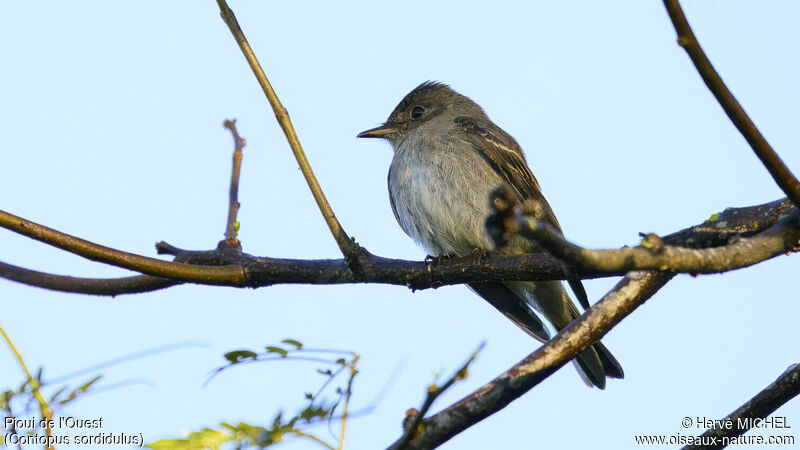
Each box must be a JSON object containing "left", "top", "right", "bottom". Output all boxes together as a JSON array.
[
  {"left": 572, "top": 341, "right": 624, "bottom": 389},
  {"left": 505, "top": 280, "right": 624, "bottom": 389}
]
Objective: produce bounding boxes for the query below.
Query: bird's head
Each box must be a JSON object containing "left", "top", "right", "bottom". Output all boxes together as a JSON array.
[{"left": 357, "top": 81, "right": 485, "bottom": 146}]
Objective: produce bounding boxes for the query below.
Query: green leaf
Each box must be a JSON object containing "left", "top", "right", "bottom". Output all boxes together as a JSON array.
[
  {"left": 298, "top": 405, "right": 330, "bottom": 423},
  {"left": 48, "top": 386, "right": 68, "bottom": 403},
  {"left": 77, "top": 375, "right": 103, "bottom": 393},
  {"left": 280, "top": 339, "right": 303, "bottom": 350},
  {"left": 58, "top": 375, "right": 103, "bottom": 406},
  {"left": 147, "top": 428, "right": 231, "bottom": 449},
  {"left": 265, "top": 346, "right": 288, "bottom": 358},
  {"left": 224, "top": 350, "right": 258, "bottom": 364}
]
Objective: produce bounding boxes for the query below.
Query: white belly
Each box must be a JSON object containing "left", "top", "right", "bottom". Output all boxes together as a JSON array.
[{"left": 388, "top": 137, "right": 503, "bottom": 256}]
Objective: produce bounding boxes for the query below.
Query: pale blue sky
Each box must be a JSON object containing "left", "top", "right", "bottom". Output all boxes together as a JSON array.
[{"left": 2, "top": 2, "right": 799, "bottom": 449}]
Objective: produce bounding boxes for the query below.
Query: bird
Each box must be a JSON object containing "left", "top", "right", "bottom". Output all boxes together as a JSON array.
[{"left": 357, "top": 81, "right": 623, "bottom": 388}]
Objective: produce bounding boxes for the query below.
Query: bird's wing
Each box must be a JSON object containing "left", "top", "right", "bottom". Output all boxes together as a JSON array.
[
  {"left": 454, "top": 116, "right": 560, "bottom": 230},
  {"left": 468, "top": 282, "right": 550, "bottom": 342},
  {"left": 455, "top": 116, "right": 590, "bottom": 310}
]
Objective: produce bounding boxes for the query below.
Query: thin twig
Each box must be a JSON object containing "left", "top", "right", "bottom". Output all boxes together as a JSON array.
[
  {"left": 682, "top": 363, "right": 800, "bottom": 450},
  {"left": 45, "top": 342, "right": 204, "bottom": 385},
  {"left": 390, "top": 343, "right": 484, "bottom": 450},
  {"left": 0, "top": 209, "right": 244, "bottom": 285},
  {"left": 223, "top": 119, "right": 245, "bottom": 246},
  {"left": 663, "top": 0, "right": 800, "bottom": 208},
  {"left": 1, "top": 325, "right": 54, "bottom": 450},
  {"left": 291, "top": 429, "right": 336, "bottom": 450},
  {"left": 215, "top": 0, "right": 355, "bottom": 257},
  {"left": 338, "top": 354, "right": 359, "bottom": 450},
  {"left": 0, "top": 261, "right": 178, "bottom": 296}
]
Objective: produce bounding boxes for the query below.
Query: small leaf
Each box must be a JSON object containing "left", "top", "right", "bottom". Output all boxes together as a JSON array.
[
  {"left": 266, "top": 346, "right": 288, "bottom": 358},
  {"left": 304, "top": 392, "right": 313, "bottom": 400},
  {"left": 281, "top": 339, "right": 303, "bottom": 350},
  {"left": 76, "top": 375, "right": 103, "bottom": 393},
  {"left": 224, "top": 350, "right": 258, "bottom": 364},
  {"left": 317, "top": 369, "right": 333, "bottom": 376},
  {"left": 298, "top": 405, "right": 330, "bottom": 422},
  {"left": 49, "top": 386, "right": 68, "bottom": 403},
  {"left": 335, "top": 358, "right": 346, "bottom": 366}
]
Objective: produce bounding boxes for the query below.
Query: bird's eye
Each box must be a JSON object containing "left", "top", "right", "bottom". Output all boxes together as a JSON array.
[{"left": 411, "top": 106, "right": 425, "bottom": 119}]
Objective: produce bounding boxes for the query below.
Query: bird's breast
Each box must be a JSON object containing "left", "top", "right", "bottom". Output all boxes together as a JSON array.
[{"left": 388, "top": 136, "right": 503, "bottom": 256}]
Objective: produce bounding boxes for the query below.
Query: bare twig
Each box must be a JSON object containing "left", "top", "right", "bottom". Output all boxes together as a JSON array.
[
  {"left": 390, "top": 343, "right": 484, "bottom": 450},
  {"left": 683, "top": 364, "right": 800, "bottom": 450},
  {"left": 390, "top": 271, "right": 673, "bottom": 449},
  {"left": 0, "top": 261, "right": 178, "bottom": 296},
  {"left": 215, "top": 0, "right": 355, "bottom": 257},
  {"left": 663, "top": 0, "right": 800, "bottom": 208},
  {"left": 338, "top": 354, "right": 359, "bottom": 450},
  {"left": 292, "top": 430, "right": 336, "bottom": 450},
  {"left": 0, "top": 209, "right": 244, "bottom": 285},
  {"left": 223, "top": 119, "right": 245, "bottom": 246}
]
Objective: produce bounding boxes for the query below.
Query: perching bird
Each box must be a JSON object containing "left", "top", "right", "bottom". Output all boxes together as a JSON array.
[{"left": 357, "top": 81, "right": 623, "bottom": 388}]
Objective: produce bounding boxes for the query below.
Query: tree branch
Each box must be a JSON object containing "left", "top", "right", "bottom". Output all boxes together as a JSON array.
[
  {"left": 387, "top": 196, "right": 799, "bottom": 448},
  {"left": 0, "top": 261, "right": 177, "bottom": 296},
  {"left": 223, "top": 118, "right": 245, "bottom": 246},
  {"left": 0, "top": 209, "right": 245, "bottom": 285},
  {"left": 215, "top": 0, "right": 356, "bottom": 257},
  {"left": 683, "top": 364, "right": 800, "bottom": 450},
  {"left": 390, "top": 343, "right": 485, "bottom": 450},
  {"left": 488, "top": 187, "right": 800, "bottom": 275},
  {"left": 1, "top": 198, "right": 796, "bottom": 295},
  {"left": 389, "top": 270, "right": 674, "bottom": 449},
  {"left": 663, "top": 0, "right": 800, "bottom": 209}
]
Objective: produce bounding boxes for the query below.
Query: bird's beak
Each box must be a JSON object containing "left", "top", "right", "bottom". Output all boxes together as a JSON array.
[{"left": 357, "top": 124, "right": 397, "bottom": 139}]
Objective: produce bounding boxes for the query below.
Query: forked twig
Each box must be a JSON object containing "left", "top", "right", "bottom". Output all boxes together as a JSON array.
[{"left": 216, "top": 0, "right": 355, "bottom": 257}]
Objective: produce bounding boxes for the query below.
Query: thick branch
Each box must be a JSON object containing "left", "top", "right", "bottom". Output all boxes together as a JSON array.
[
  {"left": 1, "top": 198, "right": 796, "bottom": 295},
  {"left": 488, "top": 187, "right": 800, "bottom": 274},
  {"left": 387, "top": 197, "right": 797, "bottom": 448},
  {"left": 390, "top": 271, "right": 674, "bottom": 449},
  {"left": 663, "top": 0, "right": 800, "bottom": 208},
  {"left": 683, "top": 364, "right": 800, "bottom": 450},
  {"left": 216, "top": 0, "right": 355, "bottom": 257}
]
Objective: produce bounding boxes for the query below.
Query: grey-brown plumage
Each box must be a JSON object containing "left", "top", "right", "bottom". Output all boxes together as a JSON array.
[{"left": 358, "top": 81, "right": 622, "bottom": 388}]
